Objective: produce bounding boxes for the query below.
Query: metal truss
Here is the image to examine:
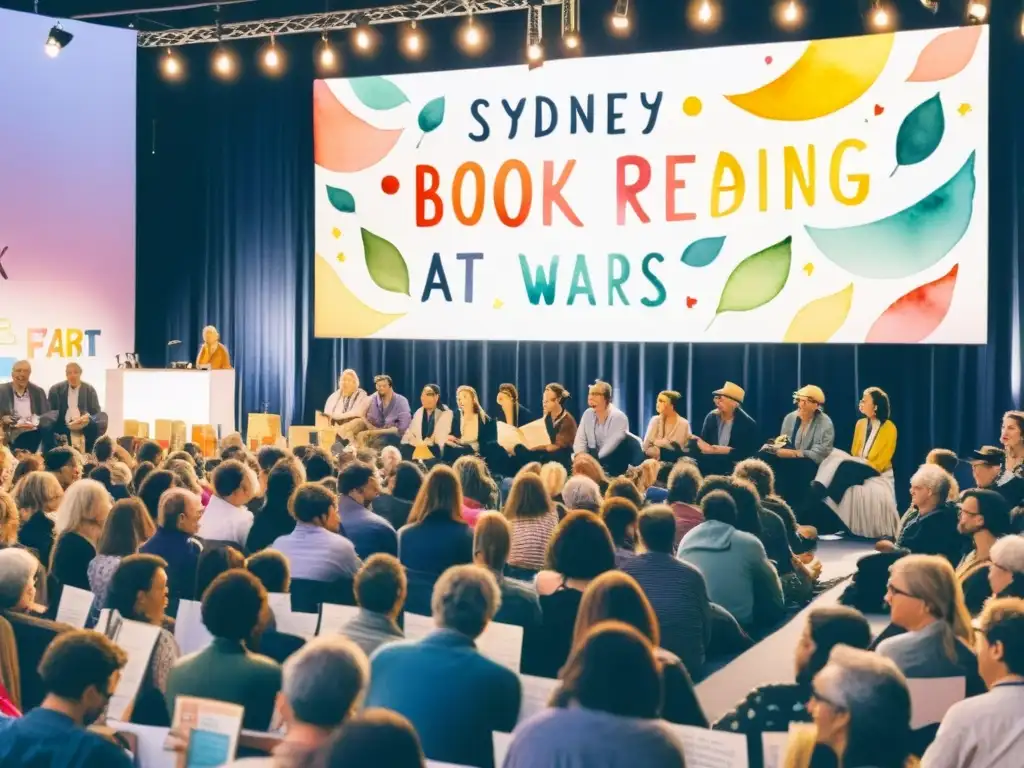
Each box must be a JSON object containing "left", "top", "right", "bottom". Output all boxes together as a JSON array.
[{"left": 136, "top": 0, "right": 562, "bottom": 47}]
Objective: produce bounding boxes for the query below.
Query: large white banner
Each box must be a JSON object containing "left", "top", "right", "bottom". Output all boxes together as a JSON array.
[
  {"left": 314, "top": 26, "right": 987, "bottom": 344},
  {"left": 0, "top": 10, "right": 136, "bottom": 402}
]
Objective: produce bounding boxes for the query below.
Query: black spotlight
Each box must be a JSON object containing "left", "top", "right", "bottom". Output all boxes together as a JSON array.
[{"left": 45, "top": 24, "right": 73, "bottom": 58}]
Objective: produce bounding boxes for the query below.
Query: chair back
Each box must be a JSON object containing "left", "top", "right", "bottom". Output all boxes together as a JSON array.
[
  {"left": 4, "top": 609, "right": 72, "bottom": 710},
  {"left": 289, "top": 577, "right": 355, "bottom": 613}
]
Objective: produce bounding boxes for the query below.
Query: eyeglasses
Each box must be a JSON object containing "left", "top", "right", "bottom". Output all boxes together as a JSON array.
[
  {"left": 810, "top": 688, "right": 846, "bottom": 711},
  {"left": 886, "top": 582, "right": 916, "bottom": 599}
]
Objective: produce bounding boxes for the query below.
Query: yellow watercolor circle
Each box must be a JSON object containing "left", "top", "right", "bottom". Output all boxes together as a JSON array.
[
  {"left": 682, "top": 97, "right": 702, "bottom": 117},
  {"left": 336, "top": 252, "right": 346, "bottom": 262}
]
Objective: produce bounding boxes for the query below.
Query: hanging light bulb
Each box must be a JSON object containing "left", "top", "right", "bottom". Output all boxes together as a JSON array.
[
  {"left": 697, "top": 0, "right": 714, "bottom": 24},
  {"left": 318, "top": 32, "right": 338, "bottom": 71},
  {"left": 778, "top": 0, "right": 802, "bottom": 26},
  {"left": 462, "top": 16, "right": 482, "bottom": 50},
  {"left": 402, "top": 21, "right": 426, "bottom": 58},
  {"left": 561, "top": 0, "right": 581, "bottom": 50},
  {"left": 526, "top": 4, "right": 544, "bottom": 67},
  {"left": 870, "top": 1, "right": 891, "bottom": 28},
  {"left": 610, "top": 0, "right": 630, "bottom": 34},
  {"left": 261, "top": 35, "right": 284, "bottom": 73},
  {"left": 212, "top": 46, "right": 236, "bottom": 78},
  {"left": 966, "top": 0, "right": 988, "bottom": 21},
  {"left": 352, "top": 17, "right": 374, "bottom": 54},
  {"left": 161, "top": 47, "right": 183, "bottom": 79}
]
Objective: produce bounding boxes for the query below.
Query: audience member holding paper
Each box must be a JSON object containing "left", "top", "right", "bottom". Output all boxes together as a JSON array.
[
  {"left": 165, "top": 570, "right": 282, "bottom": 730},
  {"left": 876, "top": 555, "right": 986, "bottom": 697},
  {"left": 0, "top": 547, "right": 47, "bottom": 617},
  {"left": 783, "top": 646, "right": 915, "bottom": 768},
  {"left": 225, "top": 636, "right": 370, "bottom": 768},
  {"left": 473, "top": 513, "right": 542, "bottom": 631},
  {"left": 922, "top": 598, "right": 1024, "bottom": 768},
  {"left": 365, "top": 565, "right": 520, "bottom": 768},
  {"left": 563, "top": 570, "right": 707, "bottom": 727},
  {"left": 105, "top": 553, "right": 180, "bottom": 725},
  {"left": 245, "top": 550, "right": 307, "bottom": 664},
  {"left": 336, "top": 553, "right": 406, "bottom": 656},
  {"left": 317, "top": 708, "right": 426, "bottom": 768},
  {"left": 714, "top": 606, "right": 872, "bottom": 768},
  {"left": 505, "top": 622, "right": 685, "bottom": 768},
  {"left": 0, "top": 630, "right": 133, "bottom": 767}
]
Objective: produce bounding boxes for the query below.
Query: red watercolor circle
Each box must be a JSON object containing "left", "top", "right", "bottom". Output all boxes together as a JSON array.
[{"left": 381, "top": 175, "right": 400, "bottom": 195}]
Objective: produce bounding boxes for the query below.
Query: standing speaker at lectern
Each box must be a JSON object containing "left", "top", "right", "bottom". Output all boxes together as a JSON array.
[{"left": 196, "top": 325, "right": 232, "bottom": 370}]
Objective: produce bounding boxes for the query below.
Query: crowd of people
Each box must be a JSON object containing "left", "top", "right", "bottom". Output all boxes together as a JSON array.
[{"left": 0, "top": 371, "right": 1022, "bottom": 767}]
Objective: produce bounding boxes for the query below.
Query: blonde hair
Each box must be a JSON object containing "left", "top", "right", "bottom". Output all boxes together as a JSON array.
[
  {"left": 455, "top": 385, "right": 486, "bottom": 417},
  {"left": 15, "top": 471, "right": 62, "bottom": 514},
  {"left": 339, "top": 368, "right": 360, "bottom": 389},
  {"left": 629, "top": 459, "right": 661, "bottom": 494},
  {"left": 504, "top": 472, "right": 552, "bottom": 521},
  {"left": 109, "top": 461, "right": 133, "bottom": 487},
  {"left": 0, "top": 491, "right": 17, "bottom": 545},
  {"left": 540, "top": 462, "right": 568, "bottom": 498},
  {"left": 572, "top": 453, "right": 608, "bottom": 487},
  {"left": 0, "top": 447, "right": 15, "bottom": 491},
  {"left": 891, "top": 554, "right": 973, "bottom": 662},
  {"left": 54, "top": 479, "right": 109, "bottom": 536}
]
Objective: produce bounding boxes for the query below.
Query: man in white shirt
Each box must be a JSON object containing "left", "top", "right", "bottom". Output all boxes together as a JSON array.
[
  {"left": 572, "top": 380, "right": 638, "bottom": 475},
  {"left": 199, "top": 459, "right": 259, "bottom": 548},
  {"left": 48, "top": 362, "right": 107, "bottom": 453},
  {"left": 922, "top": 597, "right": 1024, "bottom": 768},
  {"left": 0, "top": 360, "right": 54, "bottom": 453}
]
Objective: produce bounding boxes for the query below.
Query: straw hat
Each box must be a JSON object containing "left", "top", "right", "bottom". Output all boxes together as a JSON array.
[
  {"left": 969, "top": 446, "right": 1005, "bottom": 466},
  {"left": 712, "top": 382, "right": 745, "bottom": 404},
  {"left": 794, "top": 385, "right": 826, "bottom": 405}
]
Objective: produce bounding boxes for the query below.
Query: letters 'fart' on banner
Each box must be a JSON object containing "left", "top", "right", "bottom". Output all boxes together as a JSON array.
[{"left": 313, "top": 26, "right": 988, "bottom": 344}]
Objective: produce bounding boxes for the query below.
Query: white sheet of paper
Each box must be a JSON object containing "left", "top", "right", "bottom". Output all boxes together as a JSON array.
[
  {"left": 665, "top": 723, "right": 749, "bottom": 768},
  {"left": 908, "top": 676, "right": 966, "bottom": 729},
  {"left": 268, "top": 593, "right": 319, "bottom": 639},
  {"left": 108, "top": 618, "right": 161, "bottom": 722},
  {"left": 402, "top": 612, "right": 522, "bottom": 671},
  {"left": 761, "top": 731, "right": 791, "bottom": 768},
  {"left": 519, "top": 419, "right": 551, "bottom": 451},
  {"left": 95, "top": 608, "right": 112, "bottom": 635},
  {"left": 517, "top": 674, "right": 559, "bottom": 724},
  {"left": 56, "top": 586, "right": 95, "bottom": 629},
  {"left": 174, "top": 599, "right": 213, "bottom": 656},
  {"left": 106, "top": 721, "right": 176, "bottom": 768},
  {"left": 496, "top": 421, "right": 524, "bottom": 452},
  {"left": 493, "top": 731, "right": 514, "bottom": 768},
  {"left": 318, "top": 603, "right": 361, "bottom": 636}
]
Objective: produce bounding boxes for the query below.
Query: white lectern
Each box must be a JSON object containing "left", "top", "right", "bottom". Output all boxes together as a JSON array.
[{"left": 106, "top": 369, "right": 236, "bottom": 439}]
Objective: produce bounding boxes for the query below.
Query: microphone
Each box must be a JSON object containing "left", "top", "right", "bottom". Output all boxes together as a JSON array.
[{"left": 167, "top": 340, "right": 182, "bottom": 346}]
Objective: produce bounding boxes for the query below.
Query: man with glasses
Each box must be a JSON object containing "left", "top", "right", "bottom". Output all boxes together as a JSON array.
[
  {"left": 694, "top": 381, "right": 759, "bottom": 477},
  {"left": 922, "top": 597, "right": 1024, "bottom": 767},
  {"left": 0, "top": 630, "right": 132, "bottom": 767},
  {"left": 955, "top": 489, "right": 1013, "bottom": 614}
]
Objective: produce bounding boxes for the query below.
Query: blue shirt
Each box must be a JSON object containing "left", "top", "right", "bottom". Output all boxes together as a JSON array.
[
  {"left": 366, "top": 629, "right": 521, "bottom": 768},
  {"left": 337, "top": 495, "right": 398, "bottom": 559},
  {"left": 0, "top": 708, "right": 134, "bottom": 768},
  {"left": 573, "top": 405, "right": 629, "bottom": 459},
  {"left": 270, "top": 523, "right": 362, "bottom": 582},
  {"left": 365, "top": 392, "right": 413, "bottom": 433}
]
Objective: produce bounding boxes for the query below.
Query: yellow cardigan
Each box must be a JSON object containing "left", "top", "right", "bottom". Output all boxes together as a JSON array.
[
  {"left": 196, "top": 343, "right": 232, "bottom": 370},
  {"left": 783, "top": 724, "right": 920, "bottom": 768},
  {"left": 850, "top": 417, "right": 897, "bottom": 474}
]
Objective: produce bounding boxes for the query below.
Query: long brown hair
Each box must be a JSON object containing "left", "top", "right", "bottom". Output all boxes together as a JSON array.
[
  {"left": 407, "top": 465, "right": 465, "bottom": 525},
  {"left": 572, "top": 453, "right": 608, "bottom": 487},
  {"left": 98, "top": 498, "right": 154, "bottom": 556},
  {"left": 504, "top": 473, "right": 552, "bottom": 522},
  {"left": 572, "top": 570, "right": 660, "bottom": 650}
]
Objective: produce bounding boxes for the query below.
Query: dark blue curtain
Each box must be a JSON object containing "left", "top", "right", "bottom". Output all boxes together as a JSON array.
[{"left": 136, "top": 2, "right": 1023, "bottom": 504}]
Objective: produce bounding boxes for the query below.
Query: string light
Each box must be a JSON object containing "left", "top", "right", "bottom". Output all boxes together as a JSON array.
[
  {"left": 460, "top": 15, "right": 484, "bottom": 52},
  {"left": 352, "top": 18, "right": 375, "bottom": 54},
  {"left": 261, "top": 35, "right": 283, "bottom": 73},
  {"left": 212, "top": 46, "right": 236, "bottom": 79},
  {"left": 402, "top": 21, "right": 425, "bottom": 58},
  {"left": 870, "top": 0, "right": 891, "bottom": 28},
  {"left": 318, "top": 32, "right": 338, "bottom": 71},
  {"left": 778, "top": 0, "right": 802, "bottom": 27},
  {"left": 966, "top": 0, "right": 988, "bottom": 22},
  {"left": 610, "top": 0, "right": 630, "bottom": 34},
  {"left": 161, "top": 47, "right": 184, "bottom": 79},
  {"left": 697, "top": 0, "right": 714, "bottom": 25},
  {"left": 561, "top": 0, "right": 581, "bottom": 50},
  {"left": 526, "top": 4, "right": 543, "bottom": 67}
]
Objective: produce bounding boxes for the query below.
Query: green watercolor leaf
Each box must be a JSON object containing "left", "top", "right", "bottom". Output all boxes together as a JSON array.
[
  {"left": 806, "top": 152, "right": 975, "bottom": 279},
  {"left": 350, "top": 77, "right": 409, "bottom": 111},
  {"left": 681, "top": 236, "right": 726, "bottom": 268},
  {"left": 418, "top": 97, "right": 446, "bottom": 134},
  {"left": 361, "top": 228, "right": 410, "bottom": 296},
  {"left": 326, "top": 185, "right": 356, "bottom": 214},
  {"left": 896, "top": 93, "right": 945, "bottom": 168},
  {"left": 712, "top": 236, "right": 792, "bottom": 322}
]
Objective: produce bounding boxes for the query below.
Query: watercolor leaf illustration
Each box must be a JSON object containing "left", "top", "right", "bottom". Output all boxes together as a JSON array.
[
  {"left": 709, "top": 236, "right": 792, "bottom": 328},
  {"left": 416, "top": 97, "right": 446, "bottom": 148},
  {"left": 326, "top": 185, "right": 356, "bottom": 214},
  {"left": 866, "top": 264, "right": 958, "bottom": 342},
  {"left": 805, "top": 152, "right": 975, "bottom": 279},
  {"left": 907, "top": 26, "right": 983, "bottom": 82},
  {"left": 895, "top": 94, "right": 945, "bottom": 169},
  {"left": 783, "top": 284, "right": 854, "bottom": 342},
  {"left": 681, "top": 236, "right": 726, "bottom": 268},
  {"left": 350, "top": 76, "right": 410, "bottom": 110},
  {"left": 314, "top": 81, "right": 404, "bottom": 173},
  {"left": 361, "top": 229, "right": 410, "bottom": 296}
]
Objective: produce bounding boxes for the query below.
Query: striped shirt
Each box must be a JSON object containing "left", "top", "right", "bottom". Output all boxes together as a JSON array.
[
  {"left": 509, "top": 510, "right": 559, "bottom": 571},
  {"left": 620, "top": 552, "right": 712, "bottom": 677}
]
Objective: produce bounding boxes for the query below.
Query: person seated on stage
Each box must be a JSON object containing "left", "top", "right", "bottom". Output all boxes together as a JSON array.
[
  {"left": 572, "top": 380, "right": 636, "bottom": 477},
  {"left": 0, "top": 360, "right": 56, "bottom": 454},
  {"left": 444, "top": 385, "right": 496, "bottom": 463},
  {"left": 761, "top": 385, "right": 834, "bottom": 516},
  {"left": 197, "top": 459, "right": 258, "bottom": 549},
  {"left": 713, "top": 606, "right": 871, "bottom": 767},
  {"left": 401, "top": 384, "right": 452, "bottom": 462},
  {"left": 47, "top": 363, "right": 108, "bottom": 454},
  {"left": 325, "top": 369, "right": 371, "bottom": 435},
  {"left": 693, "top": 382, "right": 759, "bottom": 477},
  {"left": 352, "top": 375, "right": 412, "bottom": 451},
  {"left": 337, "top": 461, "right": 396, "bottom": 559},
  {"left": 955, "top": 489, "right": 1013, "bottom": 615},
  {"left": 195, "top": 325, "right": 232, "bottom": 370},
  {"left": 643, "top": 391, "right": 690, "bottom": 462},
  {"left": 513, "top": 383, "right": 578, "bottom": 472},
  {"left": 482, "top": 383, "right": 533, "bottom": 477}
]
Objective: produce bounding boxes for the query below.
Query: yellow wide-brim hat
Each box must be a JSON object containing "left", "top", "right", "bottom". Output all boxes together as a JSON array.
[
  {"left": 713, "top": 381, "right": 745, "bottom": 404},
  {"left": 794, "top": 385, "right": 826, "bottom": 404}
]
